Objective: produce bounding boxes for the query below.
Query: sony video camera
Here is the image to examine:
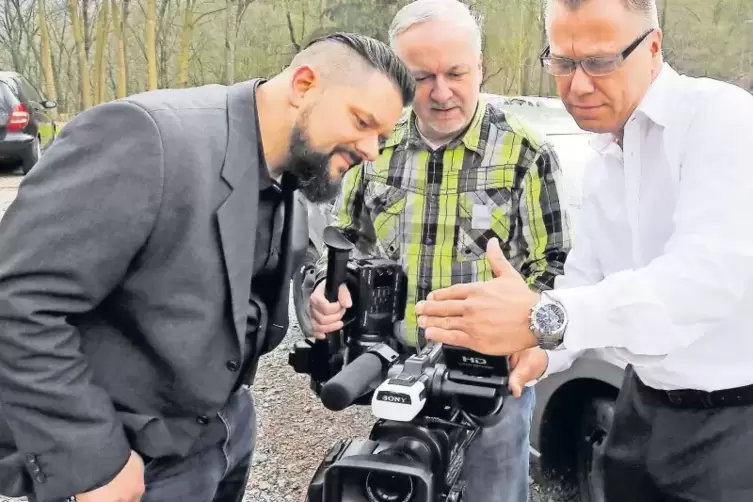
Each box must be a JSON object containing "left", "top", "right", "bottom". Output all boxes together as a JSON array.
[{"left": 288, "top": 226, "right": 511, "bottom": 502}]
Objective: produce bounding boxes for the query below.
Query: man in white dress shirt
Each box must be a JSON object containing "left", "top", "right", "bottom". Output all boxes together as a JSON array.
[{"left": 412, "top": 0, "right": 753, "bottom": 500}]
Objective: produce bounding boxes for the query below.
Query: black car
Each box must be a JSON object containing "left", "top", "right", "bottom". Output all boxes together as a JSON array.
[{"left": 0, "top": 71, "right": 58, "bottom": 174}]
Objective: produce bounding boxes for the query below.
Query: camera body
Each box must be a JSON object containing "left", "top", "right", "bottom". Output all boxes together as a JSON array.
[{"left": 288, "top": 226, "right": 510, "bottom": 502}]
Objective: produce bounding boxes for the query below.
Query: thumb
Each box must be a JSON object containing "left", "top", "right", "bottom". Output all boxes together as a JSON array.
[
  {"left": 338, "top": 284, "right": 352, "bottom": 309},
  {"left": 508, "top": 371, "right": 523, "bottom": 399},
  {"left": 486, "top": 237, "right": 515, "bottom": 278}
]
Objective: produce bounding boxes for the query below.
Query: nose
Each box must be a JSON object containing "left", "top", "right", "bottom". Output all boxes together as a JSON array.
[
  {"left": 355, "top": 134, "right": 380, "bottom": 163},
  {"left": 568, "top": 65, "right": 596, "bottom": 96},
  {"left": 430, "top": 76, "right": 453, "bottom": 103}
]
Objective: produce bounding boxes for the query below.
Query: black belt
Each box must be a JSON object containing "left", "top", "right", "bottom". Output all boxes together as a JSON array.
[{"left": 634, "top": 372, "right": 753, "bottom": 409}]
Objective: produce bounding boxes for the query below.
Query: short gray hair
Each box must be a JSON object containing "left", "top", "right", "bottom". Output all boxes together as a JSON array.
[
  {"left": 545, "top": 0, "right": 660, "bottom": 34},
  {"left": 388, "top": 0, "right": 483, "bottom": 55}
]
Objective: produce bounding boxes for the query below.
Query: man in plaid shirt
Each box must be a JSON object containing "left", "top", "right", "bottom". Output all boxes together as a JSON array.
[{"left": 308, "top": 1, "right": 571, "bottom": 500}]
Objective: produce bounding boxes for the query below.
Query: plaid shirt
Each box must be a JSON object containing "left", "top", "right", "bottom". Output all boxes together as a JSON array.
[{"left": 315, "top": 97, "right": 572, "bottom": 346}]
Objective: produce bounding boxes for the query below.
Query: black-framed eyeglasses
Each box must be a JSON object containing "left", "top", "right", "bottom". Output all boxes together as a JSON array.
[{"left": 539, "top": 29, "right": 654, "bottom": 77}]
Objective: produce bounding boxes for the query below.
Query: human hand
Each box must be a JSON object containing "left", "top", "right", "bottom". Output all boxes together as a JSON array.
[
  {"left": 75, "top": 450, "right": 145, "bottom": 502},
  {"left": 309, "top": 281, "right": 352, "bottom": 339},
  {"left": 508, "top": 348, "right": 549, "bottom": 398},
  {"left": 415, "top": 238, "right": 540, "bottom": 355}
]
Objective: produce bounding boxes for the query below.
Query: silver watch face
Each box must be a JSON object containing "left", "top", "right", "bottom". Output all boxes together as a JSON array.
[{"left": 533, "top": 303, "right": 566, "bottom": 335}]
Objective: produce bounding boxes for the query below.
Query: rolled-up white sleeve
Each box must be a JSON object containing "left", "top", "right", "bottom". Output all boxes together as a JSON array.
[{"left": 549, "top": 90, "right": 753, "bottom": 356}]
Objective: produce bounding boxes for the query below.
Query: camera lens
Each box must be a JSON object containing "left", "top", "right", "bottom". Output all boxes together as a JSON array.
[{"left": 365, "top": 470, "right": 414, "bottom": 502}]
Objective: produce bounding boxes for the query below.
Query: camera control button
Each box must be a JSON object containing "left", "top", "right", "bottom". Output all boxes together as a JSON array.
[{"left": 226, "top": 359, "right": 240, "bottom": 372}]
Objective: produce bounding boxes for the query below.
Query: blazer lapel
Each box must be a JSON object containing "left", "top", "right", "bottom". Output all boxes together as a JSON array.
[{"left": 217, "top": 79, "right": 264, "bottom": 348}]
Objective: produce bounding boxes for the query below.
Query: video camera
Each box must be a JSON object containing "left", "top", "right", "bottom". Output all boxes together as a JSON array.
[{"left": 288, "top": 226, "right": 511, "bottom": 502}]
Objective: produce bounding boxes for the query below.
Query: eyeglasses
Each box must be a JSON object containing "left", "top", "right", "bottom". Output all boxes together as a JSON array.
[{"left": 539, "top": 29, "right": 654, "bottom": 77}]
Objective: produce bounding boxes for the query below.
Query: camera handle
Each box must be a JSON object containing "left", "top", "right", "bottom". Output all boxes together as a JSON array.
[
  {"left": 320, "top": 343, "right": 400, "bottom": 411},
  {"left": 320, "top": 226, "right": 355, "bottom": 357}
]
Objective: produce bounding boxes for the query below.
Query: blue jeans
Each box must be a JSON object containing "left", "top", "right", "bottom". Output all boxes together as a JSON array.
[
  {"left": 141, "top": 387, "right": 257, "bottom": 502},
  {"left": 462, "top": 386, "right": 535, "bottom": 502}
]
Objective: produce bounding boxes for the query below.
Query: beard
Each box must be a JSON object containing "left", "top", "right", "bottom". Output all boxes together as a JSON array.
[{"left": 282, "top": 118, "right": 362, "bottom": 204}]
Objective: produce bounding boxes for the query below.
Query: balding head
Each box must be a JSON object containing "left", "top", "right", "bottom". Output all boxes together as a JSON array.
[{"left": 545, "top": 0, "right": 660, "bottom": 36}]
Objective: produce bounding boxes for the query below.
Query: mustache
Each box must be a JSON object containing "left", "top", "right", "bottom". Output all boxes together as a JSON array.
[
  {"left": 430, "top": 101, "right": 460, "bottom": 111},
  {"left": 331, "top": 147, "right": 363, "bottom": 167}
]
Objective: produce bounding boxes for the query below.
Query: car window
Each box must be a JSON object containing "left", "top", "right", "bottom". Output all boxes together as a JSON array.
[
  {"left": 1, "top": 78, "right": 21, "bottom": 100},
  {"left": 0, "top": 80, "right": 18, "bottom": 113},
  {"left": 16, "top": 76, "right": 41, "bottom": 102}
]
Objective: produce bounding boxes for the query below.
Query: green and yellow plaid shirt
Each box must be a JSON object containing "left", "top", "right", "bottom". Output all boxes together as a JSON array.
[{"left": 316, "top": 97, "right": 572, "bottom": 346}]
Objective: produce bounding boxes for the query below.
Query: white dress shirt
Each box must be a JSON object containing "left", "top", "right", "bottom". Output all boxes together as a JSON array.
[{"left": 541, "top": 63, "right": 753, "bottom": 392}]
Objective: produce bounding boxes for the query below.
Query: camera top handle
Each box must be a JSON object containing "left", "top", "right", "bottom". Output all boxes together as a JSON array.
[{"left": 322, "top": 226, "right": 353, "bottom": 303}]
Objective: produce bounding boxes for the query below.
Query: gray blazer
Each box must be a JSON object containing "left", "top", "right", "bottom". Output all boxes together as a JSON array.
[{"left": 0, "top": 79, "right": 307, "bottom": 501}]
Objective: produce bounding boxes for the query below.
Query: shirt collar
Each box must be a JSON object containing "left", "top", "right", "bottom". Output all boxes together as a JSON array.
[
  {"left": 589, "top": 62, "right": 679, "bottom": 154},
  {"left": 634, "top": 62, "right": 678, "bottom": 128},
  {"left": 382, "top": 96, "right": 488, "bottom": 154}
]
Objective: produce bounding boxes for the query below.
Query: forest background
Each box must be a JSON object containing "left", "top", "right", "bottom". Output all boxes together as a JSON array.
[{"left": 1, "top": 0, "right": 752, "bottom": 120}]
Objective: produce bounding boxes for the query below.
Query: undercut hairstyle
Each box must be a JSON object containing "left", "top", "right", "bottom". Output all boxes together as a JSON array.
[
  {"left": 388, "top": 0, "right": 484, "bottom": 56},
  {"left": 295, "top": 32, "right": 415, "bottom": 106},
  {"left": 545, "top": 0, "right": 660, "bottom": 32}
]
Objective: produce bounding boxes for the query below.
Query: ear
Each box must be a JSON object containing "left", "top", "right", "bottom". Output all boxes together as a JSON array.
[
  {"left": 288, "top": 65, "right": 318, "bottom": 108},
  {"left": 649, "top": 29, "right": 663, "bottom": 57}
]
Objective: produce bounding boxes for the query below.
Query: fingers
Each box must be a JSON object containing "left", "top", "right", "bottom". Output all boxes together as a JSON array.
[
  {"left": 423, "top": 327, "right": 472, "bottom": 348},
  {"left": 423, "top": 283, "right": 474, "bottom": 303},
  {"left": 507, "top": 349, "right": 548, "bottom": 397},
  {"left": 415, "top": 299, "right": 467, "bottom": 318},
  {"left": 508, "top": 373, "right": 523, "bottom": 398},
  {"left": 309, "top": 282, "right": 351, "bottom": 338},
  {"left": 309, "top": 308, "right": 345, "bottom": 339},
  {"left": 417, "top": 312, "right": 465, "bottom": 331},
  {"left": 310, "top": 287, "right": 347, "bottom": 316}
]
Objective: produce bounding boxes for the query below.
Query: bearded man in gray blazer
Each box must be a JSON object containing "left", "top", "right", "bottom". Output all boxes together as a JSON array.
[{"left": 0, "top": 32, "right": 414, "bottom": 502}]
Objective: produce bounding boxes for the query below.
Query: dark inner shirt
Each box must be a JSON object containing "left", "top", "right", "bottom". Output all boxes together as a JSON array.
[{"left": 195, "top": 83, "right": 291, "bottom": 450}]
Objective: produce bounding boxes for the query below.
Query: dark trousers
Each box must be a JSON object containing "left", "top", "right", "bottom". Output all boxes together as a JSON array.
[
  {"left": 603, "top": 367, "right": 753, "bottom": 502},
  {"left": 141, "top": 387, "right": 256, "bottom": 502}
]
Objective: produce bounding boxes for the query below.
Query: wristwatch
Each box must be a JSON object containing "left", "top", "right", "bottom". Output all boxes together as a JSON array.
[{"left": 529, "top": 292, "right": 568, "bottom": 350}]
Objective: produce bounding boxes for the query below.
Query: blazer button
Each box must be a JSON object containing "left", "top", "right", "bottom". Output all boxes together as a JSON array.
[
  {"left": 226, "top": 360, "right": 240, "bottom": 372},
  {"left": 196, "top": 415, "right": 210, "bottom": 426},
  {"left": 34, "top": 472, "right": 46, "bottom": 483}
]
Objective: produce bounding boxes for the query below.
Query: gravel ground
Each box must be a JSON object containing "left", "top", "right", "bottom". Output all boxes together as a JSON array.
[{"left": 0, "top": 170, "right": 576, "bottom": 502}]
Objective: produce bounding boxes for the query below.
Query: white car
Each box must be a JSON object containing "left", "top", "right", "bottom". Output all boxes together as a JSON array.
[{"left": 292, "top": 99, "right": 625, "bottom": 502}]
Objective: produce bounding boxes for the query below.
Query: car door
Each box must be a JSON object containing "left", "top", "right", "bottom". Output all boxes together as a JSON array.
[{"left": 14, "top": 75, "right": 56, "bottom": 148}]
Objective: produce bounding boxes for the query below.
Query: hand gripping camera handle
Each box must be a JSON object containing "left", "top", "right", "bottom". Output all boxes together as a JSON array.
[{"left": 322, "top": 226, "right": 354, "bottom": 304}]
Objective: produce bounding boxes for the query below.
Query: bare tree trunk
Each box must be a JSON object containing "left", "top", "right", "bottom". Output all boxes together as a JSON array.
[
  {"left": 37, "top": 0, "right": 58, "bottom": 117},
  {"left": 224, "top": 0, "right": 236, "bottom": 84},
  {"left": 82, "top": 0, "right": 91, "bottom": 57},
  {"left": 92, "top": 0, "right": 109, "bottom": 105},
  {"left": 177, "top": 0, "right": 196, "bottom": 88},
  {"left": 157, "top": 0, "right": 172, "bottom": 89},
  {"left": 110, "top": 0, "right": 127, "bottom": 98},
  {"left": 146, "top": 0, "right": 158, "bottom": 90},
  {"left": 122, "top": 0, "right": 131, "bottom": 91},
  {"left": 69, "top": 0, "right": 92, "bottom": 109}
]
